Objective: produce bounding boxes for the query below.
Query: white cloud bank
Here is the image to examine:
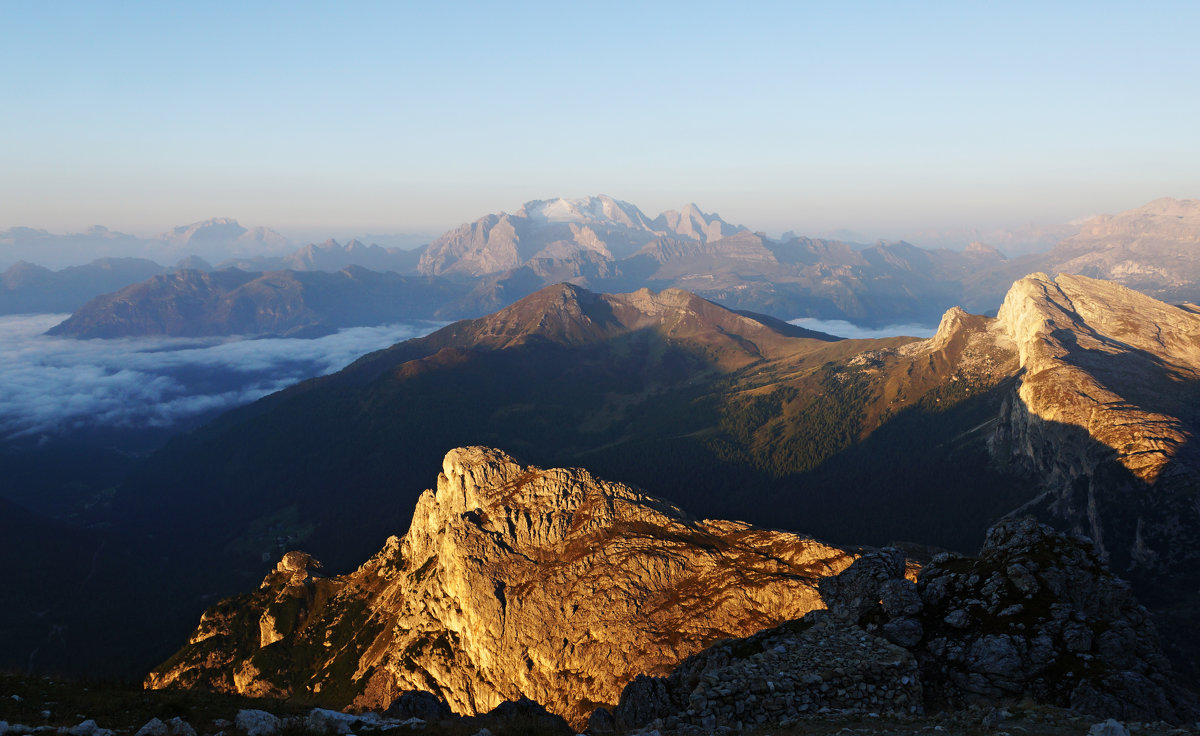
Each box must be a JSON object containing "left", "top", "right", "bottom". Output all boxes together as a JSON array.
[
  {"left": 788, "top": 318, "right": 938, "bottom": 340},
  {"left": 0, "top": 314, "right": 438, "bottom": 440}
]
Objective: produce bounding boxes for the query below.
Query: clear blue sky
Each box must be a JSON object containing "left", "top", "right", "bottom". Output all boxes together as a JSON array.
[{"left": 3, "top": 1, "right": 1198, "bottom": 237}]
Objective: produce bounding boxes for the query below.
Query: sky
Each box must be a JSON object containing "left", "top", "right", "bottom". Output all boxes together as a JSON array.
[{"left": 3, "top": 1, "right": 1199, "bottom": 239}]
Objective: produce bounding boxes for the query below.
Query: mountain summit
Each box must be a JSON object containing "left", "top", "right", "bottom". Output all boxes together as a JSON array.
[
  {"left": 418, "top": 195, "right": 746, "bottom": 277},
  {"left": 514, "top": 195, "right": 660, "bottom": 230},
  {"left": 146, "top": 447, "right": 853, "bottom": 727},
  {"left": 156, "top": 218, "right": 291, "bottom": 257},
  {"left": 991, "top": 272, "right": 1200, "bottom": 578}
]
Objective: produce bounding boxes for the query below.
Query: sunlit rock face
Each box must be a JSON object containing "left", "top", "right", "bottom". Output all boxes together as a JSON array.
[
  {"left": 990, "top": 272, "right": 1200, "bottom": 578},
  {"left": 147, "top": 447, "right": 853, "bottom": 728}
]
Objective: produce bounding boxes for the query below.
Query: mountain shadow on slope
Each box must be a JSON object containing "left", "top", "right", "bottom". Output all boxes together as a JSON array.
[{"left": 70, "top": 286, "right": 1037, "bottom": 676}]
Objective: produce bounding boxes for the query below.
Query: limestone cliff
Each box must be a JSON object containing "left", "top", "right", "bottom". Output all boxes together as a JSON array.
[
  {"left": 146, "top": 447, "right": 854, "bottom": 727},
  {"left": 990, "top": 272, "right": 1200, "bottom": 578}
]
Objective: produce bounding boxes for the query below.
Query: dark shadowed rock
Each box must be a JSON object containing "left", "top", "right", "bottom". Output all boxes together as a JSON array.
[
  {"left": 482, "top": 697, "right": 572, "bottom": 735},
  {"left": 610, "top": 517, "right": 1199, "bottom": 732},
  {"left": 382, "top": 691, "right": 451, "bottom": 721},
  {"left": 916, "top": 518, "right": 1198, "bottom": 723}
]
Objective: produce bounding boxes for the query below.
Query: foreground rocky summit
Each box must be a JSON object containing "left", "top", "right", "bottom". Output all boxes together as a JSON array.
[{"left": 147, "top": 447, "right": 854, "bottom": 727}]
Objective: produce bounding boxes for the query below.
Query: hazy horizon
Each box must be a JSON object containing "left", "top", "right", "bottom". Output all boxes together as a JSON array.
[
  {"left": 0, "top": 195, "right": 1095, "bottom": 244},
  {"left": 3, "top": 2, "right": 1197, "bottom": 241}
]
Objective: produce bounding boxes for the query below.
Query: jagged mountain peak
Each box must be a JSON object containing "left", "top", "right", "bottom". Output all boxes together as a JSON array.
[
  {"left": 431, "top": 282, "right": 827, "bottom": 367},
  {"left": 428, "top": 446, "right": 697, "bottom": 551},
  {"left": 457, "top": 281, "right": 618, "bottom": 345},
  {"left": 148, "top": 447, "right": 854, "bottom": 727},
  {"left": 653, "top": 202, "right": 745, "bottom": 242},
  {"left": 419, "top": 196, "right": 751, "bottom": 277}
]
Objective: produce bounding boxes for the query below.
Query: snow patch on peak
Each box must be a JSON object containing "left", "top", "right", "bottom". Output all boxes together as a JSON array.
[{"left": 517, "top": 195, "right": 652, "bottom": 230}]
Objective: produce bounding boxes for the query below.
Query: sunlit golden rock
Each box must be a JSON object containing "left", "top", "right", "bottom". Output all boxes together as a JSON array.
[{"left": 147, "top": 447, "right": 854, "bottom": 728}]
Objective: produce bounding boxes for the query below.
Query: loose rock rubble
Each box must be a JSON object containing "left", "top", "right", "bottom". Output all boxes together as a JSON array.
[
  {"left": 596, "top": 613, "right": 921, "bottom": 733},
  {"left": 913, "top": 518, "right": 1197, "bottom": 722},
  {"left": 602, "top": 516, "right": 1199, "bottom": 733}
]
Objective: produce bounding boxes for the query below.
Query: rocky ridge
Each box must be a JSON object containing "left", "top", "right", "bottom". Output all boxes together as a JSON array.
[
  {"left": 603, "top": 518, "right": 1199, "bottom": 733},
  {"left": 994, "top": 271, "right": 1200, "bottom": 484},
  {"left": 147, "top": 447, "right": 855, "bottom": 728},
  {"left": 599, "top": 613, "right": 922, "bottom": 733},
  {"left": 989, "top": 272, "right": 1200, "bottom": 579}
]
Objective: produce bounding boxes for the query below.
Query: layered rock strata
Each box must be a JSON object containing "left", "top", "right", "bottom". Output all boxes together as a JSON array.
[{"left": 147, "top": 447, "right": 854, "bottom": 728}]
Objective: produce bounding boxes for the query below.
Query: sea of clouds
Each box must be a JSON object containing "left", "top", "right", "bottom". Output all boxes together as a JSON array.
[
  {"left": 0, "top": 314, "right": 439, "bottom": 440},
  {"left": 788, "top": 318, "right": 938, "bottom": 340}
]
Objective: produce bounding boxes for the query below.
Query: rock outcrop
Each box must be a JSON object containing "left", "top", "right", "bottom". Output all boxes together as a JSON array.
[
  {"left": 607, "top": 517, "right": 1198, "bottom": 732},
  {"left": 914, "top": 518, "right": 1195, "bottom": 721},
  {"left": 599, "top": 613, "right": 923, "bottom": 733},
  {"left": 990, "top": 272, "right": 1200, "bottom": 579},
  {"left": 147, "top": 447, "right": 854, "bottom": 728}
]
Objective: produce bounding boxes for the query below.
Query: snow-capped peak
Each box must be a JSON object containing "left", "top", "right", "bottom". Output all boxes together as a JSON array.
[{"left": 516, "top": 195, "right": 656, "bottom": 231}]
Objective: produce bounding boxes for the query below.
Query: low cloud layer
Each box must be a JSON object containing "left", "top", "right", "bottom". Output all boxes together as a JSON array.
[
  {"left": 0, "top": 314, "right": 437, "bottom": 441},
  {"left": 789, "top": 318, "right": 937, "bottom": 341}
]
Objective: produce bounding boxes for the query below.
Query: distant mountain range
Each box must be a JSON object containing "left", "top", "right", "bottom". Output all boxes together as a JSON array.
[
  {"left": 0, "top": 218, "right": 293, "bottom": 269},
  {"left": 0, "top": 236, "right": 429, "bottom": 318},
  {"left": 46, "top": 266, "right": 464, "bottom": 338},
  {"left": 9, "top": 197, "right": 1200, "bottom": 337},
  {"left": 963, "top": 197, "right": 1200, "bottom": 311},
  {"left": 417, "top": 196, "right": 748, "bottom": 277},
  {"left": 0, "top": 257, "right": 165, "bottom": 314},
  {"left": 898, "top": 221, "right": 1083, "bottom": 257}
]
